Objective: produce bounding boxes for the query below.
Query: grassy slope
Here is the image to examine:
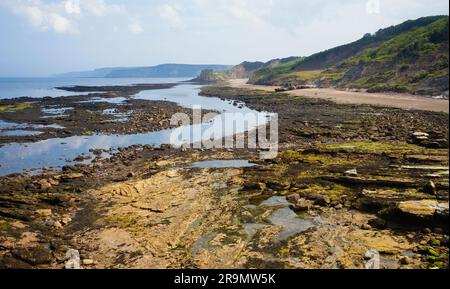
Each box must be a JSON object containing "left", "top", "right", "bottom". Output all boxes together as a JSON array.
[{"left": 249, "top": 16, "right": 449, "bottom": 95}]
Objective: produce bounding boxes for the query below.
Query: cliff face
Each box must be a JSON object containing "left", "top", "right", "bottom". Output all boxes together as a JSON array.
[
  {"left": 191, "top": 69, "right": 229, "bottom": 83},
  {"left": 249, "top": 16, "right": 449, "bottom": 96}
]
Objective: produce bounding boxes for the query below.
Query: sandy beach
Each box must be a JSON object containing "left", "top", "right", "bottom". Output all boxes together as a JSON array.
[{"left": 228, "top": 79, "right": 449, "bottom": 113}]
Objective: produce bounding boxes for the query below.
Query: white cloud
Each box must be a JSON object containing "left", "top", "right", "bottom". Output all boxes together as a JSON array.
[
  {"left": 64, "top": 0, "right": 81, "bottom": 15},
  {"left": 49, "top": 12, "right": 72, "bottom": 32},
  {"left": 128, "top": 22, "right": 143, "bottom": 34},
  {"left": 1, "top": 0, "right": 129, "bottom": 34},
  {"left": 5, "top": 0, "right": 75, "bottom": 33},
  {"left": 158, "top": 4, "right": 183, "bottom": 29},
  {"left": 193, "top": 0, "right": 274, "bottom": 27},
  {"left": 82, "top": 0, "right": 124, "bottom": 17}
]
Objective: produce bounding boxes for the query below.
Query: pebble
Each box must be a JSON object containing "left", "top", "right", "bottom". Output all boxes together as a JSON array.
[
  {"left": 361, "top": 224, "right": 372, "bottom": 230},
  {"left": 400, "top": 256, "right": 413, "bottom": 265},
  {"left": 344, "top": 169, "right": 358, "bottom": 177},
  {"left": 53, "top": 221, "right": 63, "bottom": 230},
  {"left": 36, "top": 209, "right": 52, "bottom": 217},
  {"left": 82, "top": 259, "right": 95, "bottom": 265},
  {"left": 61, "top": 216, "right": 72, "bottom": 226}
]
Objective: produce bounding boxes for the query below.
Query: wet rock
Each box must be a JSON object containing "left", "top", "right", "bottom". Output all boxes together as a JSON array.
[
  {"left": 399, "top": 200, "right": 448, "bottom": 219},
  {"left": 60, "top": 173, "right": 84, "bottom": 181},
  {"left": 266, "top": 181, "right": 290, "bottom": 191},
  {"left": 62, "top": 165, "right": 76, "bottom": 172},
  {"left": 89, "top": 149, "right": 103, "bottom": 156},
  {"left": 381, "top": 200, "right": 449, "bottom": 225},
  {"left": 290, "top": 199, "right": 313, "bottom": 212},
  {"left": 11, "top": 246, "right": 53, "bottom": 266},
  {"left": 313, "top": 195, "right": 331, "bottom": 207},
  {"left": 0, "top": 255, "right": 33, "bottom": 269},
  {"left": 368, "top": 218, "right": 387, "bottom": 230},
  {"left": 36, "top": 209, "right": 52, "bottom": 217},
  {"left": 423, "top": 181, "right": 436, "bottom": 195},
  {"left": 242, "top": 182, "right": 264, "bottom": 191},
  {"left": 65, "top": 249, "right": 81, "bottom": 269},
  {"left": 400, "top": 256, "right": 413, "bottom": 265}
]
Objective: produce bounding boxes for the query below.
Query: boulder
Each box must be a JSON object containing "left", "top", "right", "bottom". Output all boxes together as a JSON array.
[
  {"left": 382, "top": 200, "right": 450, "bottom": 225},
  {"left": 11, "top": 246, "right": 53, "bottom": 266},
  {"left": 65, "top": 249, "right": 81, "bottom": 269},
  {"left": 344, "top": 169, "right": 358, "bottom": 177}
]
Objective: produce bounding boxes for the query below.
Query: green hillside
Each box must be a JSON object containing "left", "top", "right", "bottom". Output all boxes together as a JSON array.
[{"left": 249, "top": 16, "right": 449, "bottom": 96}]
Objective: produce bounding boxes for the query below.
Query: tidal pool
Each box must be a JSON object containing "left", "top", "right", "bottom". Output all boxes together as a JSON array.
[{"left": 0, "top": 83, "right": 271, "bottom": 176}]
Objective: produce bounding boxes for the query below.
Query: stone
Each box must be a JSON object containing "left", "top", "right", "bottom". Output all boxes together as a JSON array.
[
  {"left": 364, "top": 249, "right": 380, "bottom": 269},
  {"left": 398, "top": 200, "right": 448, "bottom": 219},
  {"left": 400, "top": 256, "right": 413, "bottom": 265},
  {"left": 286, "top": 193, "right": 300, "bottom": 204},
  {"left": 412, "top": 132, "right": 430, "bottom": 138},
  {"left": 61, "top": 216, "right": 72, "bottom": 225},
  {"left": 65, "top": 249, "right": 81, "bottom": 269},
  {"left": 313, "top": 195, "right": 331, "bottom": 207},
  {"left": 60, "top": 173, "right": 84, "bottom": 181},
  {"left": 368, "top": 218, "right": 387, "bottom": 230},
  {"left": 53, "top": 221, "right": 63, "bottom": 230},
  {"left": 36, "top": 179, "right": 52, "bottom": 190},
  {"left": 423, "top": 181, "right": 436, "bottom": 195},
  {"left": 344, "top": 169, "right": 358, "bottom": 177},
  {"left": 82, "top": 259, "right": 95, "bottom": 265},
  {"left": 36, "top": 209, "right": 52, "bottom": 217},
  {"left": 440, "top": 235, "right": 449, "bottom": 246},
  {"left": 266, "top": 181, "right": 290, "bottom": 191},
  {"left": 290, "top": 199, "right": 313, "bottom": 212},
  {"left": 361, "top": 224, "right": 372, "bottom": 230},
  {"left": 241, "top": 211, "right": 254, "bottom": 222},
  {"left": 334, "top": 204, "right": 344, "bottom": 210},
  {"left": 12, "top": 246, "right": 53, "bottom": 266},
  {"left": 48, "top": 178, "right": 60, "bottom": 186},
  {"left": 242, "top": 182, "right": 264, "bottom": 191}
]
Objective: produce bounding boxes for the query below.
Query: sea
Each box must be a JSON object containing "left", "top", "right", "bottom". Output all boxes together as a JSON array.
[{"left": 0, "top": 77, "right": 190, "bottom": 99}]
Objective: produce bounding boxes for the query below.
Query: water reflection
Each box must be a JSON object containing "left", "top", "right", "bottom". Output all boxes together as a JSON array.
[{"left": 0, "top": 84, "right": 270, "bottom": 176}]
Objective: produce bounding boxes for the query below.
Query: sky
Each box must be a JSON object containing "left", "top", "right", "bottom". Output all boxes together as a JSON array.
[{"left": 0, "top": 0, "right": 448, "bottom": 77}]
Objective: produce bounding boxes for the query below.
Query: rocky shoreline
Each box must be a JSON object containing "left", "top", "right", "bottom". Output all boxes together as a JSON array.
[
  {"left": 0, "top": 84, "right": 448, "bottom": 269},
  {"left": 0, "top": 83, "right": 215, "bottom": 144}
]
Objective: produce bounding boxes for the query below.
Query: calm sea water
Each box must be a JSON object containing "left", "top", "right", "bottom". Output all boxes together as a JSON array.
[
  {"left": 0, "top": 82, "right": 272, "bottom": 175},
  {"left": 0, "top": 77, "right": 190, "bottom": 99}
]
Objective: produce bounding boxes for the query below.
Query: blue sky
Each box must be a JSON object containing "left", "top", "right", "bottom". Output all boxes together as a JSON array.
[{"left": 0, "top": 0, "right": 448, "bottom": 77}]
